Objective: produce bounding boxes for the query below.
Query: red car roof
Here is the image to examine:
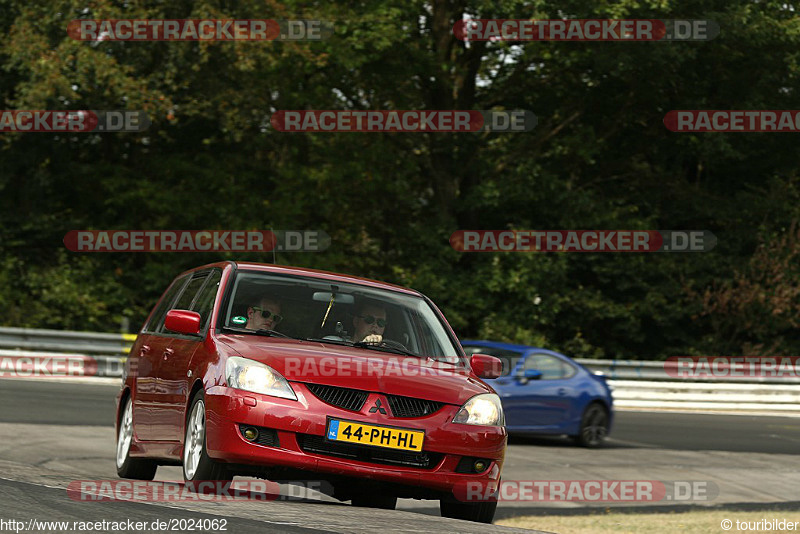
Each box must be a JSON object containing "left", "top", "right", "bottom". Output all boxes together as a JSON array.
[{"left": 180, "top": 261, "right": 421, "bottom": 296}]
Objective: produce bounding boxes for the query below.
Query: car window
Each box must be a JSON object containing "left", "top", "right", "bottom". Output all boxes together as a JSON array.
[
  {"left": 142, "top": 275, "right": 190, "bottom": 333},
  {"left": 190, "top": 270, "right": 222, "bottom": 330},
  {"left": 461, "top": 346, "right": 524, "bottom": 376},
  {"left": 523, "top": 353, "right": 566, "bottom": 379},
  {"left": 562, "top": 360, "right": 577, "bottom": 379},
  {"left": 158, "top": 272, "right": 210, "bottom": 334},
  {"left": 172, "top": 273, "right": 210, "bottom": 311},
  {"left": 221, "top": 271, "right": 463, "bottom": 364}
]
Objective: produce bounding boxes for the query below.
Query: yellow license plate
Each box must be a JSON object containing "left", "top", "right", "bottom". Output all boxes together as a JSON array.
[{"left": 326, "top": 418, "right": 424, "bottom": 452}]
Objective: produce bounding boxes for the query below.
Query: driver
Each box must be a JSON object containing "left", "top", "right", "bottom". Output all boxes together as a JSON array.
[
  {"left": 351, "top": 302, "right": 387, "bottom": 344},
  {"left": 246, "top": 297, "right": 283, "bottom": 331}
]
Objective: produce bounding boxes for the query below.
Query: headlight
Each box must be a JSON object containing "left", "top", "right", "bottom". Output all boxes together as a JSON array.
[
  {"left": 225, "top": 356, "right": 297, "bottom": 400},
  {"left": 452, "top": 393, "right": 504, "bottom": 426}
]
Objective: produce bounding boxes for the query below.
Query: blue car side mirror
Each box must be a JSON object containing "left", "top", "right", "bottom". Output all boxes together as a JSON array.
[
  {"left": 515, "top": 369, "right": 543, "bottom": 383},
  {"left": 524, "top": 369, "right": 543, "bottom": 380}
]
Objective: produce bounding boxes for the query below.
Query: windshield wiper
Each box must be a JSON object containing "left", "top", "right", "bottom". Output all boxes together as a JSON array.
[
  {"left": 302, "top": 336, "right": 350, "bottom": 345},
  {"left": 222, "top": 326, "right": 293, "bottom": 339},
  {"left": 352, "top": 342, "right": 421, "bottom": 358},
  {"left": 299, "top": 336, "right": 448, "bottom": 363},
  {"left": 302, "top": 336, "right": 421, "bottom": 358}
]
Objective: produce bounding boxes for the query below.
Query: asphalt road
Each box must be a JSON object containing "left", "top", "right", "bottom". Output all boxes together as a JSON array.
[
  {"left": 3, "top": 379, "right": 799, "bottom": 454},
  {"left": 0, "top": 478, "right": 325, "bottom": 534},
  {"left": 1, "top": 378, "right": 799, "bottom": 532}
]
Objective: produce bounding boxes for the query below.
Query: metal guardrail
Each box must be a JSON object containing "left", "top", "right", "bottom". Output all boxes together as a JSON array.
[
  {"left": 0, "top": 326, "right": 135, "bottom": 355},
  {"left": 1, "top": 327, "right": 799, "bottom": 414},
  {"left": 576, "top": 358, "right": 800, "bottom": 384},
  {"left": 608, "top": 380, "right": 800, "bottom": 413}
]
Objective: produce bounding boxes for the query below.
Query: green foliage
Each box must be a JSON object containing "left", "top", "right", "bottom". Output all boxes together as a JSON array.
[{"left": 0, "top": 0, "right": 798, "bottom": 358}]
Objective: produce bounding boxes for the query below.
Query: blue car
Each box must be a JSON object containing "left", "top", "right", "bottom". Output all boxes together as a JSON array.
[{"left": 461, "top": 340, "right": 613, "bottom": 447}]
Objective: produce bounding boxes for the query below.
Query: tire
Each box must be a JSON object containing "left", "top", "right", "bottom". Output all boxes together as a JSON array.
[
  {"left": 183, "top": 391, "right": 232, "bottom": 491},
  {"left": 351, "top": 492, "right": 397, "bottom": 510},
  {"left": 116, "top": 396, "right": 157, "bottom": 480},
  {"left": 574, "top": 403, "right": 609, "bottom": 448},
  {"left": 440, "top": 499, "right": 497, "bottom": 523}
]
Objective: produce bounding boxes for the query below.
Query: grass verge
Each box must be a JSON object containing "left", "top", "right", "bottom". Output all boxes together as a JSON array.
[{"left": 496, "top": 509, "right": 800, "bottom": 533}]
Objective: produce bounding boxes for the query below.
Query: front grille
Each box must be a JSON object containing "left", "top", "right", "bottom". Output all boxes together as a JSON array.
[
  {"left": 386, "top": 395, "right": 444, "bottom": 418},
  {"left": 306, "top": 383, "right": 368, "bottom": 412},
  {"left": 238, "top": 424, "right": 280, "bottom": 447},
  {"left": 297, "top": 434, "right": 442, "bottom": 469},
  {"left": 305, "top": 384, "right": 443, "bottom": 418}
]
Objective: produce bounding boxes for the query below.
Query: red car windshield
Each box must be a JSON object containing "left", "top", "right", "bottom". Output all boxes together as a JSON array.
[{"left": 221, "top": 271, "right": 462, "bottom": 364}]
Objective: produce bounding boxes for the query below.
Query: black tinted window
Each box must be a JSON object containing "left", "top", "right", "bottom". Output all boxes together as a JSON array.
[
  {"left": 172, "top": 273, "right": 210, "bottom": 312},
  {"left": 190, "top": 270, "right": 222, "bottom": 329},
  {"left": 143, "top": 275, "right": 189, "bottom": 333}
]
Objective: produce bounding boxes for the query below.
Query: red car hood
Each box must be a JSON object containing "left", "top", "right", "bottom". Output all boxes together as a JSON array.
[{"left": 216, "top": 334, "right": 492, "bottom": 405}]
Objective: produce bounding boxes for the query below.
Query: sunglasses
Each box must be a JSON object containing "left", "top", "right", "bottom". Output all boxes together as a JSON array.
[
  {"left": 358, "top": 314, "right": 387, "bottom": 328},
  {"left": 251, "top": 307, "right": 283, "bottom": 324}
]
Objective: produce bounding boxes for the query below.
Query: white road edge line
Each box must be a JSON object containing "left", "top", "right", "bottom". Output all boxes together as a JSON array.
[{"left": 616, "top": 407, "right": 800, "bottom": 418}]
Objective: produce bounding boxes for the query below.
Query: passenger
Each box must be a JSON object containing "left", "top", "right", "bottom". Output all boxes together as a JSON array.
[{"left": 245, "top": 297, "right": 283, "bottom": 331}]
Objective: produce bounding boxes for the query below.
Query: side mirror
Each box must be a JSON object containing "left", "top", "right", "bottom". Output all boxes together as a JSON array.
[
  {"left": 470, "top": 354, "right": 504, "bottom": 379},
  {"left": 164, "top": 309, "right": 202, "bottom": 335},
  {"left": 515, "top": 368, "right": 542, "bottom": 384}
]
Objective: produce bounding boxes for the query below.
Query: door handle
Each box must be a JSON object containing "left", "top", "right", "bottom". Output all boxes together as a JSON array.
[
  {"left": 163, "top": 348, "right": 174, "bottom": 359},
  {"left": 140, "top": 345, "right": 151, "bottom": 355},
  {"left": 558, "top": 388, "right": 567, "bottom": 395}
]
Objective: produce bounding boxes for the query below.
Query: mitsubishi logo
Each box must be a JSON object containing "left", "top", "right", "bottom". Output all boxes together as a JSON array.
[{"left": 369, "top": 398, "right": 387, "bottom": 415}]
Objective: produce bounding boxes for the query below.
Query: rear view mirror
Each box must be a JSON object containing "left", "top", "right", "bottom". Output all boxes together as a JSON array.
[
  {"left": 312, "top": 291, "right": 354, "bottom": 304},
  {"left": 470, "top": 354, "right": 504, "bottom": 379},
  {"left": 164, "top": 309, "right": 202, "bottom": 335}
]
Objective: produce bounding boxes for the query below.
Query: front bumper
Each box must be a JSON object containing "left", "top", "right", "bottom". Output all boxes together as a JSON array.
[{"left": 203, "top": 383, "right": 506, "bottom": 498}]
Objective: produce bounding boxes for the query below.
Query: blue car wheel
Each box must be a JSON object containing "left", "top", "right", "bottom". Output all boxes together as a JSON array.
[{"left": 573, "top": 403, "right": 609, "bottom": 447}]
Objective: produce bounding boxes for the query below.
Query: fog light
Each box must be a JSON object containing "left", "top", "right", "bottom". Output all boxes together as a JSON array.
[
  {"left": 243, "top": 427, "right": 259, "bottom": 441},
  {"left": 473, "top": 460, "right": 487, "bottom": 472}
]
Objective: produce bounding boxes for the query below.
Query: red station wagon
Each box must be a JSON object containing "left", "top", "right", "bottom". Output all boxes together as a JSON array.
[{"left": 115, "top": 262, "right": 506, "bottom": 522}]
